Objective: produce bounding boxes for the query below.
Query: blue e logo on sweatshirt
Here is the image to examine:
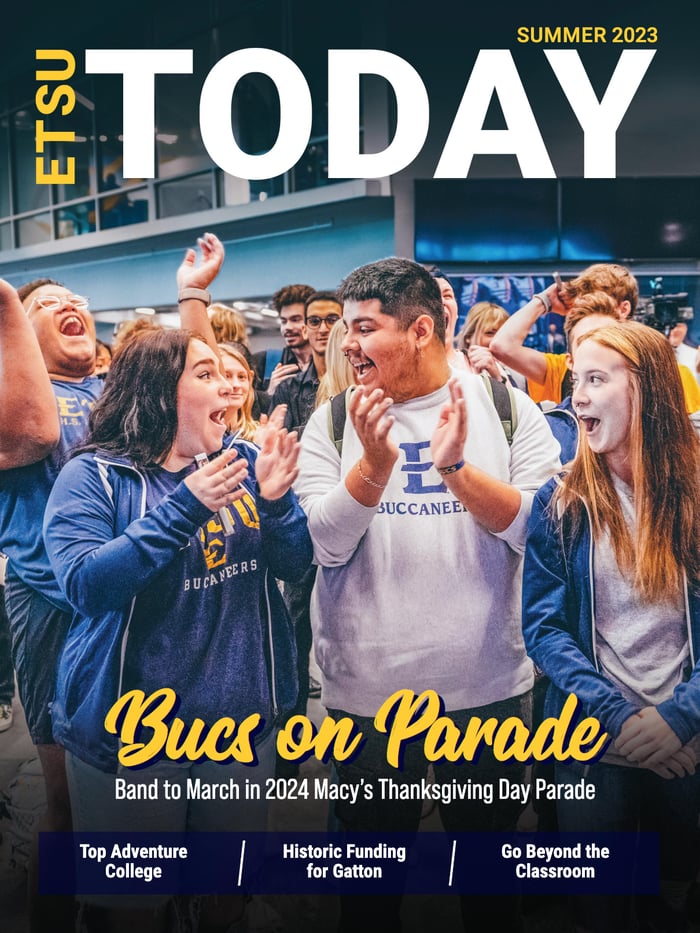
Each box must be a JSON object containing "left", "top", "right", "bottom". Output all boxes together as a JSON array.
[{"left": 399, "top": 442, "right": 447, "bottom": 495}]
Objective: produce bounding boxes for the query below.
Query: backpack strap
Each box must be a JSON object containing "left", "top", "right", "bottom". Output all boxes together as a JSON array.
[
  {"left": 480, "top": 372, "right": 517, "bottom": 445},
  {"left": 327, "top": 386, "right": 355, "bottom": 455},
  {"left": 263, "top": 347, "right": 283, "bottom": 382},
  {"left": 326, "top": 379, "right": 516, "bottom": 453}
]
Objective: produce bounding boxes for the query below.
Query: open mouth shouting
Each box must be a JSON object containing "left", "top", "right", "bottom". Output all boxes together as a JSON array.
[
  {"left": 209, "top": 408, "right": 228, "bottom": 428},
  {"left": 59, "top": 314, "right": 87, "bottom": 337},
  {"left": 578, "top": 415, "right": 599, "bottom": 435}
]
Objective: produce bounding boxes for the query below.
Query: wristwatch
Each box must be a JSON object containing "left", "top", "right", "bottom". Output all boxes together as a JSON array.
[
  {"left": 533, "top": 292, "right": 552, "bottom": 314},
  {"left": 177, "top": 287, "right": 211, "bottom": 306}
]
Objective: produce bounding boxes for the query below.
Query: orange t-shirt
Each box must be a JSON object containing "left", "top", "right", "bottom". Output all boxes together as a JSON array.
[{"left": 526, "top": 354, "right": 569, "bottom": 406}]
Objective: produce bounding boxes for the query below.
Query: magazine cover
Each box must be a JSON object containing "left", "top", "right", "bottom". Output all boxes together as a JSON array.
[{"left": 1, "top": 1, "right": 699, "bottom": 932}]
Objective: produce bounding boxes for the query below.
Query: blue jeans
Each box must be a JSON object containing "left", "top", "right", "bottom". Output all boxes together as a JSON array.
[
  {"left": 4, "top": 567, "right": 72, "bottom": 743},
  {"left": 0, "top": 586, "right": 14, "bottom": 703},
  {"left": 556, "top": 758, "right": 700, "bottom": 931}
]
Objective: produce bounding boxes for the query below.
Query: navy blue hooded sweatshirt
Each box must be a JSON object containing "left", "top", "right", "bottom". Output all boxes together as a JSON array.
[{"left": 43, "top": 438, "right": 312, "bottom": 772}]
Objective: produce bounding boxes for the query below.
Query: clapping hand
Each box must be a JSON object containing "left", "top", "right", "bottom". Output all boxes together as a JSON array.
[
  {"left": 430, "top": 377, "right": 467, "bottom": 472},
  {"left": 348, "top": 387, "right": 399, "bottom": 481},
  {"left": 255, "top": 406, "right": 301, "bottom": 500},
  {"left": 184, "top": 448, "right": 248, "bottom": 512}
]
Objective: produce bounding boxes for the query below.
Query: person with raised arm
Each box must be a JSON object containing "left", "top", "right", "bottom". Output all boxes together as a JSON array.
[
  {"left": 0, "top": 280, "right": 59, "bottom": 468},
  {"left": 0, "top": 231, "right": 228, "bottom": 933}
]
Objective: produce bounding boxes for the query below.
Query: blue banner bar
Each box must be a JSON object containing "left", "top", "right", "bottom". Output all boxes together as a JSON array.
[{"left": 40, "top": 831, "right": 658, "bottom": 897}]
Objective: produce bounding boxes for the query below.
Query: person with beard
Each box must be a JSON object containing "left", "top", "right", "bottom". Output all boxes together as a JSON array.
[
  {"left": 253, "top": 283, "right": 315, "bottom": 393},
  {"left": 294, "top": 257, "right": 560, "bottom": 933}
]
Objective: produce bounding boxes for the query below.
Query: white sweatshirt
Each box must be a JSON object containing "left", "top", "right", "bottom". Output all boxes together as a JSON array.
[{"left": 295, "top": 372, "right": 561, "bottom": 716}]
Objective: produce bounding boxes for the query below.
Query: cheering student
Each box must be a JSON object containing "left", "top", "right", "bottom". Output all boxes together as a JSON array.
[
  {"left": 295, "top": 257, "right": 560, "bottom": 932},
  {"left": 0, "top": 231, "right": 227, "bottom": 933},
  {"left": 523, "top": 321, "right": 700, "bottom": 933},
  {"left": 43, "top": 328, "right": 312, "bottom": 933}
]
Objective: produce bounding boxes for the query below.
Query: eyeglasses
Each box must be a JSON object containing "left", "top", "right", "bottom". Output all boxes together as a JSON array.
[
  {"left": 27, "top": 294, "right": 89, "bottom": 314},
  {"left": 306, "top": 314, "right": 341, "bottom": 330}
]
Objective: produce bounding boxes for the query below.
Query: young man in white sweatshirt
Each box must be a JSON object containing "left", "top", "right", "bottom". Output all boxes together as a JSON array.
[{"left": 295, "top": 257, "right": 560, "bottom": 933}]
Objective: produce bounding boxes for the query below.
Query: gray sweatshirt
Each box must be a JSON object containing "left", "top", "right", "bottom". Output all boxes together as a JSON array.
[{"left": 295, "top": 372, "right": 561, "bottom": 716}]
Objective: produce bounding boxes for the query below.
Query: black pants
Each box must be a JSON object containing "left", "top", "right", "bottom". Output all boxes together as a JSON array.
[
  {"left": 329, "top": 691, "right": 532, "bottom": 933},
  {"left": 0, "top": 586, "right": 14, "bottom": 704}
]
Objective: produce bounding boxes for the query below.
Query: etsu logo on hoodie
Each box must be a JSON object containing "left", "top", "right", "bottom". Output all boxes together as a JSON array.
[{"left": 198, "top": 490, "right": 260, "bottom": 570}]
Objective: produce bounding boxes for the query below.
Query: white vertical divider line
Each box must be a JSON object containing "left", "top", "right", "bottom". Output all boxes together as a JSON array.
[{"left": 237, "top": 839, "right": 247, "bottom": 887}]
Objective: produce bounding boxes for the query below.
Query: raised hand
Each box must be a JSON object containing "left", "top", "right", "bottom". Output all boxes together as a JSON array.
[
  {"left": 176, "top": 231, "right": 225, "bottom": 292},
  {"left": 255, "top": 412, "right": 301, "bottom": 500},
  {"left": 184, "top": 448, "right": 248, "bottom": 512},
  {"left": 430, "top": 377, "right": 467, "bottom": 471},
  {"left": 0, "top": 279, "right": 60, "bottom": 468},
  {"left": 349, "top": 387, "right": 398, "bottom": 475},
  {"left": 467, "top": 345, "right": 502, "bottom": 380},
  {"left": 547, "top": 280, "right": 571, "bottom": 316},
  {"left": 267, "top": 362, "right": 301, "bottom": 396}
]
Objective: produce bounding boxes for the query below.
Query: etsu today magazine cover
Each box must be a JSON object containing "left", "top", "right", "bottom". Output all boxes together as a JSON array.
[{"left": 1, "top": 1, "right": 699, "bottom": 932}]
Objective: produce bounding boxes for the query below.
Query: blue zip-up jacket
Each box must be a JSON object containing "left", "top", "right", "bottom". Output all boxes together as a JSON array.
[
  {"left": 43, "top": 439, "right": 313, "bottom": 772},
  {"left": 523, "top": 477, "right": 700, "bottom": 744},
  {"left": 543, "top": 396, "right": 579, "bottom": 466}
]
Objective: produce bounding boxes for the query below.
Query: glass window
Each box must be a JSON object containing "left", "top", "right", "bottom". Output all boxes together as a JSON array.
[
  {"left": 288, "top": 2, "right": 366, "bottom": 159},
  {"left": 16, "top": 212, "right": 52, "bottom": 247},
  {"left": 94, "top": 76, "right": 139, "bottom": 191},
  {"left": 0, "top": 223, "right": 12, "bottom": 251},
  {"left": 56, "top": 202, "right": 96, "bottom": 238},
  {"left": 0, "top": 116, "right": 11, "bottom": 217},
  {"left": 51, "top": 85, "right": 96, "bottom": 203},
  {"left": 218, "top": 171, "right": 284, "bottom": 207},
  {"left": 214, "top": 2, "right": 288, "bottom": 194},
  {"left": 13, "top": 110, "right": 50, "bottom": 213},
  {"left": 99, "top": 186, "right": 149, "bottom": 229},
  {"left": 157, "top": 173, "right": 214, "bottom": 218},
  {"left": 156, "top": 34, "right": 210, "bottom": 180},
  {"left": 292, "top": 138, "right": 330, "bottom": 192}
]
